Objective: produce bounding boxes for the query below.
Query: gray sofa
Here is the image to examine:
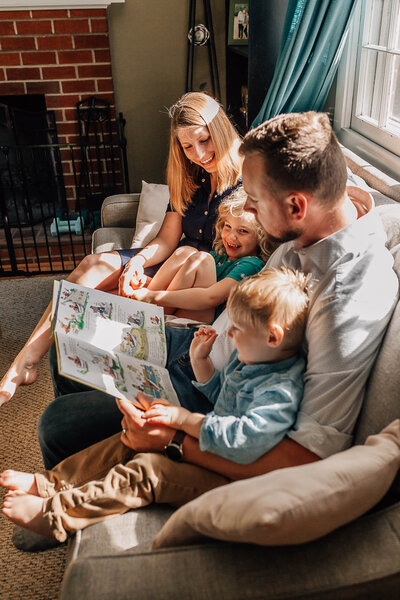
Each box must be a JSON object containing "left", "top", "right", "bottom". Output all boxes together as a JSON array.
[{"left": 60, "top": 151, "right": 400, "bottom": 599}]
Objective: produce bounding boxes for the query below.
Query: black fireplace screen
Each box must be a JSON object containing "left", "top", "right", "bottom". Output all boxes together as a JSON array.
[
  {"left": 0, "top": 96, "right": 129, "bottom": 276},
  {"left": 0, "top": 103, "right": 66, "bottom": 228}
]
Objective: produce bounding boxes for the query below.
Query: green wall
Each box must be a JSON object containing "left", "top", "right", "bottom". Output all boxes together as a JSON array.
[{"left": 108, "top": 0, "right": 226, "bottom": 192}]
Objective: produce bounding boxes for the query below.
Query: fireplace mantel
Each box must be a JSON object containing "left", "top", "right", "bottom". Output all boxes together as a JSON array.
[{"left": 0, "top": 0, "right": 124, "bottom": 9}]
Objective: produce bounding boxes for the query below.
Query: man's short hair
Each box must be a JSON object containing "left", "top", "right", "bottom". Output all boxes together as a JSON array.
[
  {"left": 227, "top": 267, "right": 311, "bottom": 351},
  {"left": 240, "top": 111, "right": 347, "bottom": 205}
]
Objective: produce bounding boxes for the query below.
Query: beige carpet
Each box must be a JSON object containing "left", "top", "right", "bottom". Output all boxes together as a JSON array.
[{"left": 0, "top": 275, "right": 67, "bottom": 600}]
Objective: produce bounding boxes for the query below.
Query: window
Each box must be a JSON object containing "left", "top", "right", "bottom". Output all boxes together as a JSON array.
[{"left": 334, "top": 0, "right": 400, "bottom": 179}]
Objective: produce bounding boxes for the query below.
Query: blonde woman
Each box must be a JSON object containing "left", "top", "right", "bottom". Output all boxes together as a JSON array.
[
  {"left": 0, "top": 92, "right": 242, "bottom": 406},
  {"left": 118, "top": 91, "right": 242, "bottom": 296}
]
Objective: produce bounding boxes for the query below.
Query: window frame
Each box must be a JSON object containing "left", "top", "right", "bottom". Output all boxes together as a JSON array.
[{"left": 334, "top": 0, "right": 400, "bottom": 180}]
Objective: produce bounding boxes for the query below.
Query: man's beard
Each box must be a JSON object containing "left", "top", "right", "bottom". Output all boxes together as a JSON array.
[{"left": 266, "top": 228, "right": 302, "bottom": 245}]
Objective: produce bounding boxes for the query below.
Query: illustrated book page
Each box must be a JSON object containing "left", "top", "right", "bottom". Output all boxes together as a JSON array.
[{"left": 52, "top": 280, "right": 179, "bottom": 408}]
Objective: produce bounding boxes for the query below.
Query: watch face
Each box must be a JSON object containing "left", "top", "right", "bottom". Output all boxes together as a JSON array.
[{"left": 165, "top": 443, "right": 183, "bottom": 462}]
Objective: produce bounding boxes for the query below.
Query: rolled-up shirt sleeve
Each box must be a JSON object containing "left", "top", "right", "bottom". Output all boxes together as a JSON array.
[{"left": 192, "top": 369, "right": 222, "bottom": 407}]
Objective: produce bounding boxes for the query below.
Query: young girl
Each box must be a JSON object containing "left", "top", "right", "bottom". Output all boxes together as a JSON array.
[{"left": 130, "top": 187, "right": 272, "bottom": 323}]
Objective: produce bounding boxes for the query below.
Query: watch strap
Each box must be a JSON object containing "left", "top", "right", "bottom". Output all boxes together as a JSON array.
[
  {"left": 170, "top": 430, "right": 186, "bottom": 446},
  {"left": 164, "top": 430, "right": 186, "bottom": 461}
]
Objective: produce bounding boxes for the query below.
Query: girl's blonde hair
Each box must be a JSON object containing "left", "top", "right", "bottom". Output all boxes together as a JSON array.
[
  {"left": 213, "top": 187, "right": 275, "bottom": 263},
  {"left": 227, "top": 267, "right": 312, "bottom": 351},
  {"left": 167, "top": 92, "right": 242, "bottom": 215}
]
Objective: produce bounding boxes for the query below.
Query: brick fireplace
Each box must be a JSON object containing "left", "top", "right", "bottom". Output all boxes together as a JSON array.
[
  {"left": 0, "top": 2, "right": 123, "bottom": 202},
  {"left": 0, "top": 0, "right": 126, "bottom": 274}
]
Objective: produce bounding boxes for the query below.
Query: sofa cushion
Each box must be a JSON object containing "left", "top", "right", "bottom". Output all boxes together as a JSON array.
[
  {"left": 354, "top": 299, "right": 400, "bottom": 446},
  {"left": 60, "top": 501, "right": 400, "bottom": 600},
  {"left": 377, "top": 203, "right": 400, "bottom": 253},
  {"left": 68, "top": 504, "right": 174, "bottom": 561},
  {"left": 353, "top": 204, "right": 400, "bottom": 501},
  {"left": 131, "top": 181, "right": 170, "bottom": 249},
  {"left": 152, "top": 420, "right": 400, "bottom": 549}
]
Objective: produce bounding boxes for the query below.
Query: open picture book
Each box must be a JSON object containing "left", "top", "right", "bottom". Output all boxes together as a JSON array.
[{"left": 51, "top": 280, "right": 180, "bottom": 409}]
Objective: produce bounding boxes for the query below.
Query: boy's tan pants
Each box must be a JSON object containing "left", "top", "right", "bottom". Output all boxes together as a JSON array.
[{"left": 35, "top": 432, "right": 229, "bottom": 542}]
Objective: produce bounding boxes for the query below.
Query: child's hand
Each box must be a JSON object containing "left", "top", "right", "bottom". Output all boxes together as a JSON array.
[
  {"left": 148, "top": 397, "right": 173, "bottom": 410},
  {"left": 128, "top": 275, "right": 148, "bottom": 291},
  {"left": 190, "top": 326, "right": 218, "bottom": 361},
  {"left": 136, "top": 392, "right": 154, "bottom": 411},
  {"left": 131, "top": 288, "right": 156, "bottom": 303},
  {"left": 119, "top": 258, "right": 145, "bottom": 297},
  {"left": 143, "top": 404, "right": 190, "bottom": 428}
]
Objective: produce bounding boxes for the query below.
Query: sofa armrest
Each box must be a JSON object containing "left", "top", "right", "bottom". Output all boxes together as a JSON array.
[
  {"left": 101, "top": 194, "right": 140, "bottom": 228},
  {"left": 91, "top": 227, "right": 135, "bottom": 254}
]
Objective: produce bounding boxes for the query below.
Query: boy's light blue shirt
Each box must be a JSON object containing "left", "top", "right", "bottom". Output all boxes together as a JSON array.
[{"left": 193, "top": 350, "right": 305, "bottom": 464}]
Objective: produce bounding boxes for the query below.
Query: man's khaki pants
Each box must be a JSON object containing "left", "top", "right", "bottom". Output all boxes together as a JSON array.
[{"left": 35, "top": 433, "right": 229, "bottom": 542}]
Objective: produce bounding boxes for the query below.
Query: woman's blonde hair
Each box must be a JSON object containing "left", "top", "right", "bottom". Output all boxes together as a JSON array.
[
  {"left": 227, "top": 267, "right": 312, "bottom": 351},
  {"left": 167, "top": 92, "right": 242, "bottom": 214},
  {"left": 213, "top": 187, "right": 275, "bottom": 263}
]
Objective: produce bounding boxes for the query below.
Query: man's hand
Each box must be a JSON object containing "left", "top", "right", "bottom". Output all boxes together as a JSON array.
[
  {"left": 189, "top": 326, "right": 218, "bottom": 361},
  {"left": 118, "top": 257, "right": 147, "bottom": 298},
  {"left": 117, "top": 394, "right": 175, "bottom": 452}
]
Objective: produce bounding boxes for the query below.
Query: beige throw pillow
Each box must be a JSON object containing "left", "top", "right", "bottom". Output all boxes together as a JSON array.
[
  {"left": 152, "top": 420, "right": 400, "bottom": 549},
  {"left": 130, "top": 181, "right": 170, "bottom": 249}
]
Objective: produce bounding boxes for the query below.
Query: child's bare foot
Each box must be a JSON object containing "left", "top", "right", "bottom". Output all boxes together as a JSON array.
[
  {"left": 0, "top": 470, "right": 38, "bottom": 495},
  {"left": 2, "top": 490, "right": 54, "bottom": 539},
  {"left": 0, "top": 353, "right": 38, "bottom": 406}
]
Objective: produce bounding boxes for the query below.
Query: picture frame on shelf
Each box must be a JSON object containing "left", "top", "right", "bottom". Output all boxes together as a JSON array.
[{"left": 228, "top": 1, "right": 249, "bottom": 45}]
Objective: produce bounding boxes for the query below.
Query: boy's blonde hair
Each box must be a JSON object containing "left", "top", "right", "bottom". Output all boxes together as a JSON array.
[
  {"left": 227, "top": 267, "right": 311, "bottom": 350},
  {"left": 167, "top": 92, "right": 242, "bottom": 214},
  {"left": 213, "top": 187, "right": 275, "bottom": 263}
]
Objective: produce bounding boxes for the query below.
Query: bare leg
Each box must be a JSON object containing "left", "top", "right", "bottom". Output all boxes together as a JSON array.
[
  {"left": 0, "top": 251, "right": 123, "bottom": 405},
  {"left": 147, "top": 246, "right": 199, "bottom": 291},
  {"left": 2, "top": 490, "right": 53, "bottom": 539},
  {"left": 0, "top": 470, "right": 38, "bottom": 495},
  {"left": 168, "top": 252, "right": 217, "bottom": 323}
]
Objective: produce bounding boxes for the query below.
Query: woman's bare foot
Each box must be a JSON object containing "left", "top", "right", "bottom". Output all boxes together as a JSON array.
[
  {"left": 0, "top": 354, "right": 39, "bottom": 406},
  {"left": 0, "top": 470, "right": 38, "bottom": 495},
  {"left": 2, "top": 490, "right": 54, "bottom": 539}
]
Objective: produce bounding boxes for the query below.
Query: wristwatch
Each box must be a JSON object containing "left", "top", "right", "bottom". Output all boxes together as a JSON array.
[{"left": 164, "top": 430, "right": 186, "bottom": 462}]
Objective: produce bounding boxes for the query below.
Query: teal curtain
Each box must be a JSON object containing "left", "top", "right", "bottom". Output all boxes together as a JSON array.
[{"left": 252, "top": 0, "right": 357, "bottom": 127}]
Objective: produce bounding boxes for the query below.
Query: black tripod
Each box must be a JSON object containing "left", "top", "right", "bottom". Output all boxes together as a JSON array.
[{"left": 186, "top": 0, "right": 221, "bottom": 99}]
